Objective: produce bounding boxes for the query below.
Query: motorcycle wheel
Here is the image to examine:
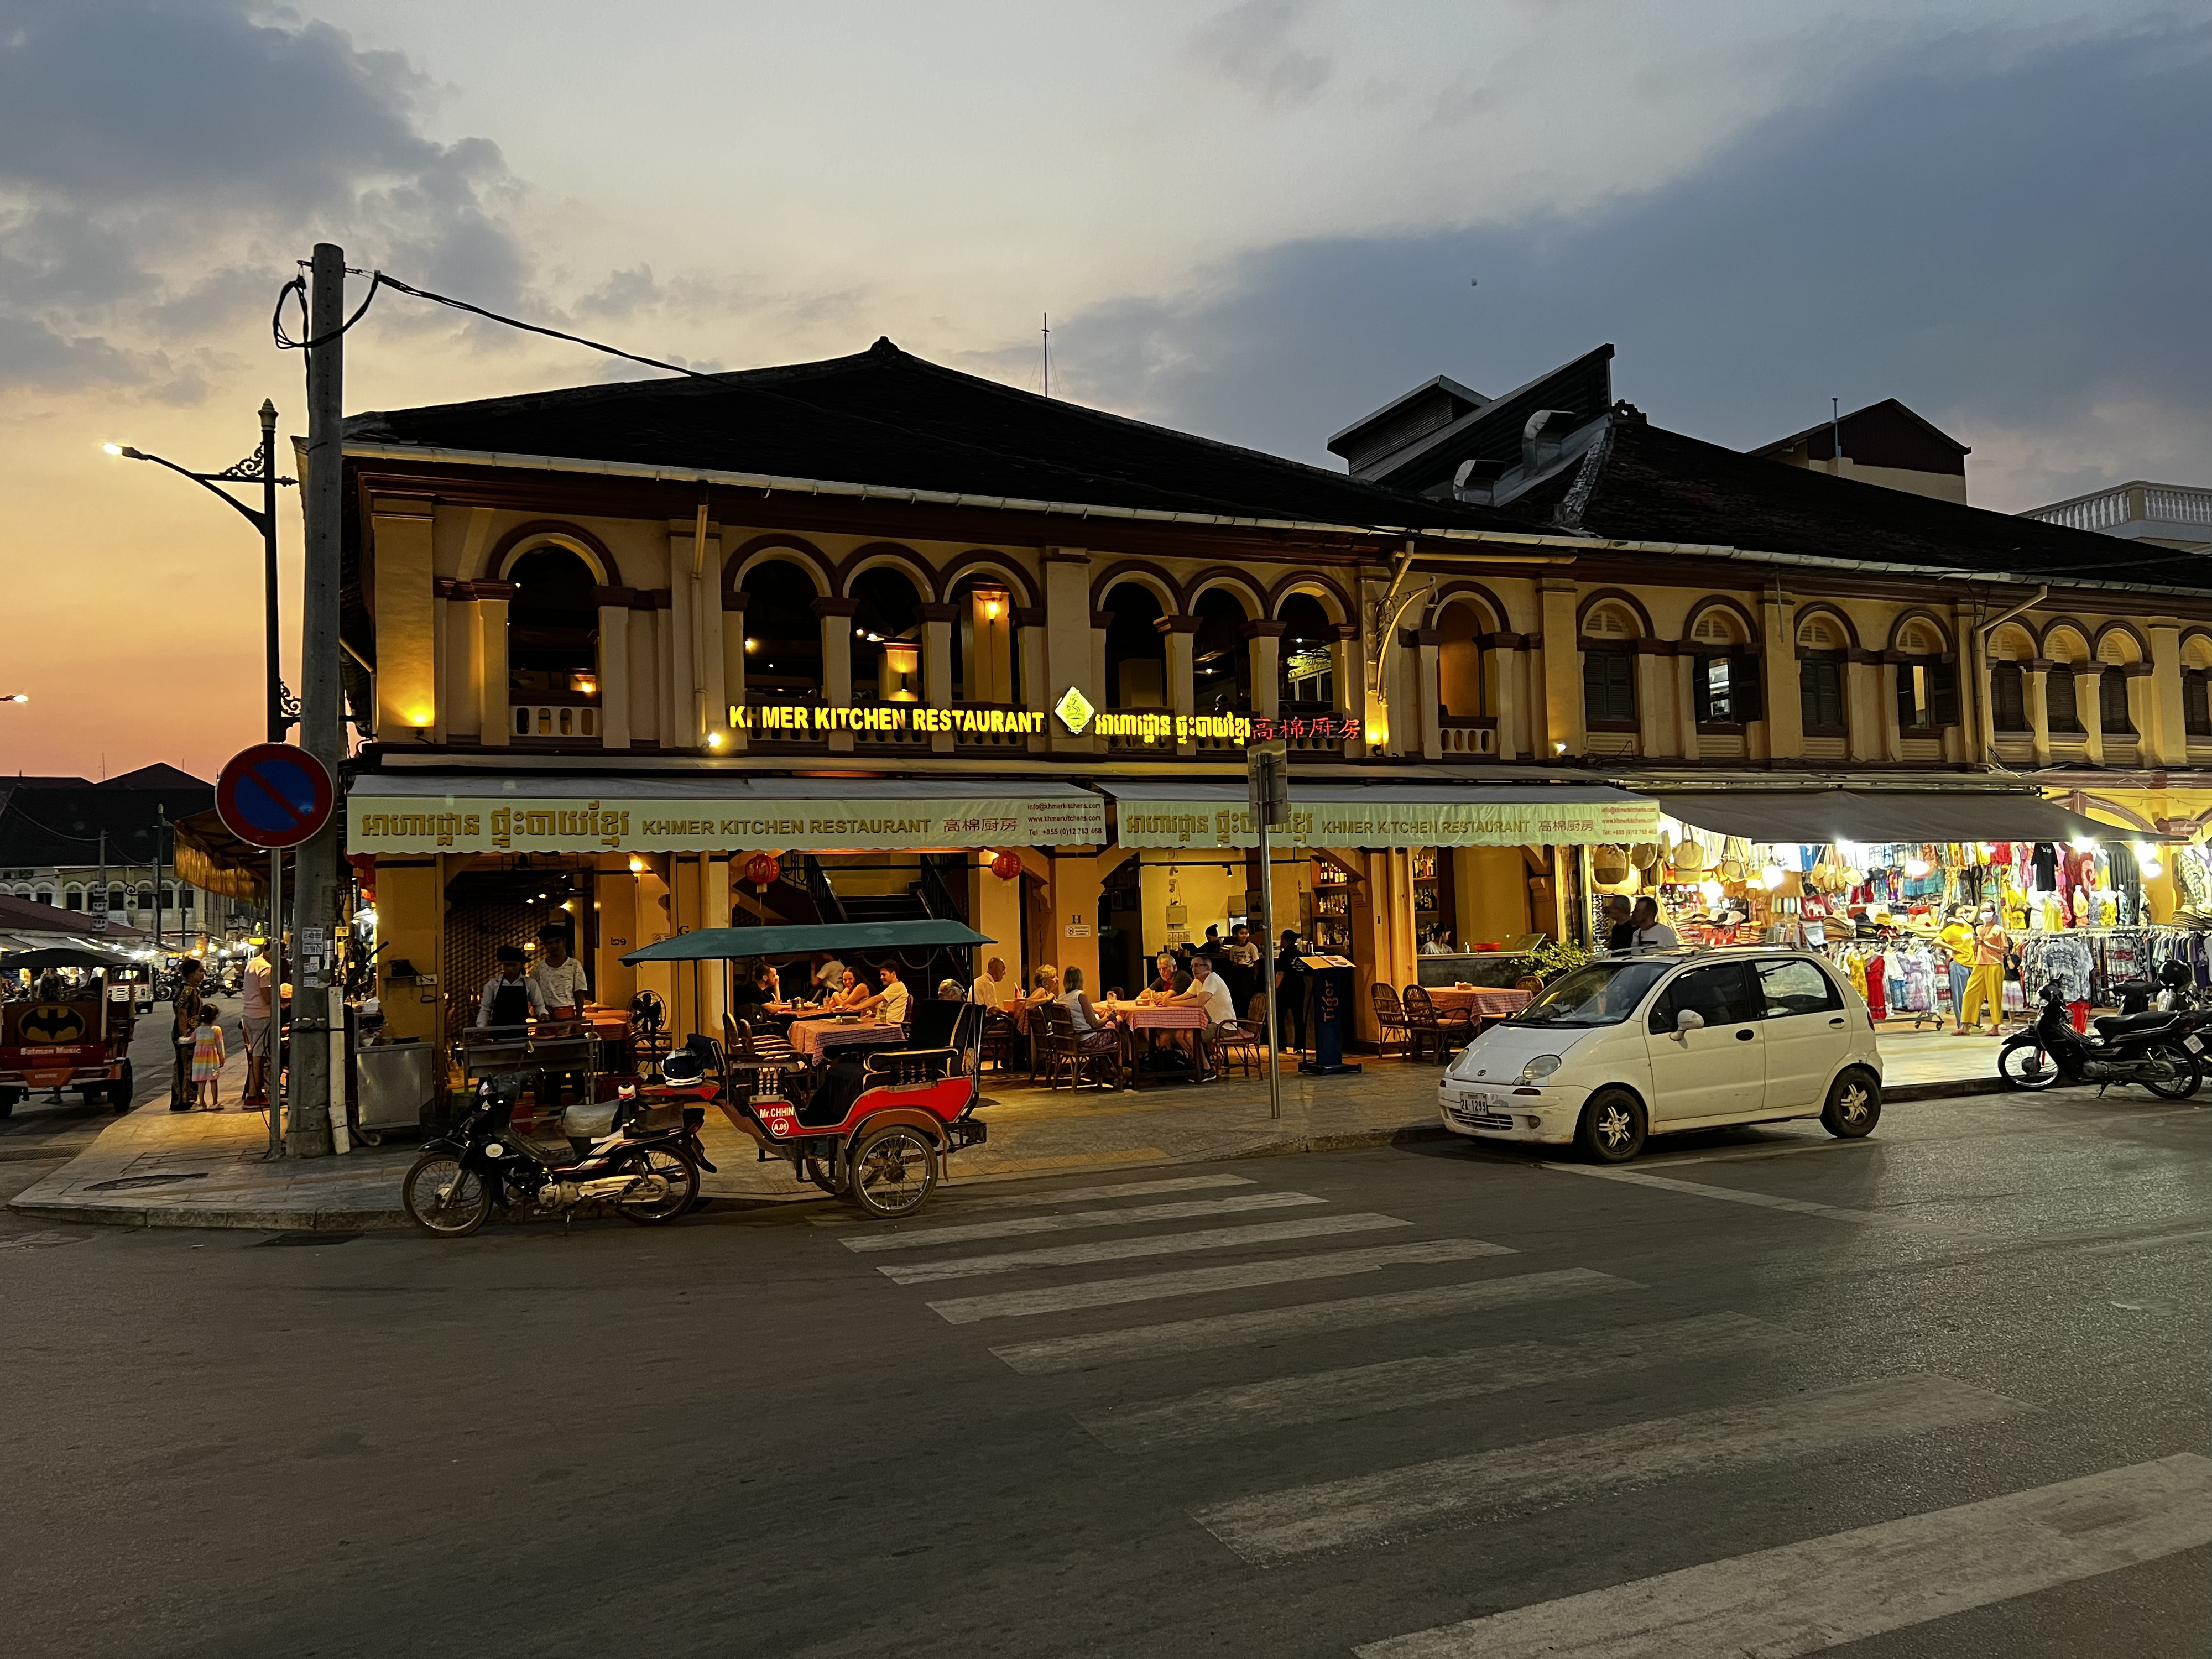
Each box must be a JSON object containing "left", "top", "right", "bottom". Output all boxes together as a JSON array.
[
  {"left": 802, "top": 1154, "right": 843, "bottom": 1195},
  {"left": 614, "top": 1146, "right": 698, "bottom": 1224},
  {"left": 403, "top": 1154, "right": 492, "bottom": 1238},
  {"left": 846, "top": 1124, "right": 938, "bottom": 1220},
  {"left": 2141, "top": 1042, "right": 2202, "bottom": 1102},
  {"left": 1997, "top": 1037, "right": 2063, "bottom": 1091}
]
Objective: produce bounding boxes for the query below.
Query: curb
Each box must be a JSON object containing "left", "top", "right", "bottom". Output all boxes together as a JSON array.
[{"left": 1887, "top": 1077, "right": 2006, "bottom": 1102}]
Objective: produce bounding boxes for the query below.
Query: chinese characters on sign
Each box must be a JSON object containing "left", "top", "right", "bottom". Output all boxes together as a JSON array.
[{"left": 1250, "top": 716, "right": 1360, "bottom": 741}]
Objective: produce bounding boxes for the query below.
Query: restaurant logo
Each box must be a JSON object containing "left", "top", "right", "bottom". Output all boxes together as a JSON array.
[{"left": 1053, "top": 685, "right": 1095, "bottom": 734}]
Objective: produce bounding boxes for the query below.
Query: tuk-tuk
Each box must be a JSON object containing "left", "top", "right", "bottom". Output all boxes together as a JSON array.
[
  {"left": 0, "top": 948, "right": 148, "bottom": 1116},
  {"left": 622, "top": 921, "right": 991, "bottom": 1218}
]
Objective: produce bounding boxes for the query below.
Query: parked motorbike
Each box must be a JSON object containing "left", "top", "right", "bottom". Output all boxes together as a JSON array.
[
  {"left": 1997, "top": 980, "right": 2204, "bottom": 1098},
  {"left": 401, "top": 1063, "right": 713, "bottom": 1238}
]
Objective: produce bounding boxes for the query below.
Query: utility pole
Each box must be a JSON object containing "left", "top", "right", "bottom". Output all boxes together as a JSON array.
[
  {"left": 153, "top": 805, "right": 164, "bottom": 955},
  {"left": 286, "top": 243, "right": 345, "bottom": 1158},
  {"left": 1249, "top": 742, "right": 1288, "bottom": 1121},
  {"left": 95, "top": 830, "right": 108, "bottom": 935}
]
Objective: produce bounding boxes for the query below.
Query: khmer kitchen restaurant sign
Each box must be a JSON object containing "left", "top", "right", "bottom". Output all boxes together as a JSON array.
[{"left": 1110, "top": 785, "right": 1661, "bottom": 849}]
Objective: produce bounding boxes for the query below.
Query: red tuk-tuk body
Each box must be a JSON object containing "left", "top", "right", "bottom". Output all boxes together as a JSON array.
[{"left": 0, "top": 948, "right": 147, "bottom": 1115}]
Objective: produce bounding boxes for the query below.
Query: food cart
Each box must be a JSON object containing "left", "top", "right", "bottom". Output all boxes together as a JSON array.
[{"left": 0, "top": 947, "right": 149, "bottom": 1116}]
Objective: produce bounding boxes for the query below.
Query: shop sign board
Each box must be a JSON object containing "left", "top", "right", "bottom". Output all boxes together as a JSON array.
[
  {"left": 732, "top": 702, "right": 1048, "bottom": 736},
  {"left": 1118, "top": 792, "right": 1661, "bottom": 849},
  {"left": 348, "top": 790, "right": 1106, "bottom": 853}
]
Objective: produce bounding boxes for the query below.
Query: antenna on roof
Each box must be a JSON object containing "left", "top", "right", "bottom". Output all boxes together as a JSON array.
[
  {"left": 1830, "top": 397, "right": 1844, "bottom": 470},
  {"left": 1040, "top": 313, "right": 1052, "bottom": 399}
]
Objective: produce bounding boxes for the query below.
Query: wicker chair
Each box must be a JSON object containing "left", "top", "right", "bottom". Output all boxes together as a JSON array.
[
  {"left": 1210, "top": 1018, "right": 1265, "bottom": 1080},
  {"left": 1369, "top": 983, "right": 1411, "bottom": 1060},
  {"left": 1034, "top": 1001, "right": 1120, "bottom": 1091},
  {"left": 1402, "top": 984, "right": 1473, "bottom": 1062}
]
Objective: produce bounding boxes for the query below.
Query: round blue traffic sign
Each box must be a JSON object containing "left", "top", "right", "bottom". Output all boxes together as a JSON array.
[{"left": 215, "top": 743, "right": 334, "bottom": 849}]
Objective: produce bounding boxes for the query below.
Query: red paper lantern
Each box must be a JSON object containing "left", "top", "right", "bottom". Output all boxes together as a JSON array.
[
  {"left": 990, "top": 851, "right": 1023, "bottom": 881},
  {"left": 745, "top": 854, "right": 782, "bottom": 888}
]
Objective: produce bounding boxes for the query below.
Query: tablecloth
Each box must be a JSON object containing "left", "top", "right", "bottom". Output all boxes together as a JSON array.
[
  {"left": 1424, "top": 987, "right": 1533, "bottom": 1019},
  {"left": 789, "top": 1018, "right": 907, "bottom": 1060}
]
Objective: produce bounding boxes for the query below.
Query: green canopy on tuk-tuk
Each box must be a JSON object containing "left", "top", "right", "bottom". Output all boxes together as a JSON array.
[
  {"left": 0, "top": 948, "right": 142, "bottom": 972},
  {"left": 621, "top": 921, "right": 993, "bottom": 966}
]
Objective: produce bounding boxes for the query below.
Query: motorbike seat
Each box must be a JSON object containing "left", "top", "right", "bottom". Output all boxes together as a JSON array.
[
  {"left": 2092, "top": 1011, "right": 2174, "bottom": 1037},
  {"left": 561, "top": 1101, "right": 621, "bottom": 1140}
]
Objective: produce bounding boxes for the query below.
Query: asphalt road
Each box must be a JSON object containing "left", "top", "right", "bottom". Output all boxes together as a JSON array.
[{"left": 3, "top": 1087, "right": 2208, "bottom": 1658}]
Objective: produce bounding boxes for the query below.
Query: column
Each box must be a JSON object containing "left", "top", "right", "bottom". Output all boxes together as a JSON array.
[
  {"left": 813, "top": 596, "right": 857, "bottom": 754},
  {"left": 437, "top": 579, "right": 480, "bottom": 742},
  {"left": 2126, "top": 664, "right": 2157, "bottom": 763},
  {"left": 719, "top": 591, "right": 748, "bottom": 753},
  {"left": 1016, "top": 606, "right": 1049, "bottom": 753},
  {"left": 1759, "top": 594, "right": 1802, "bottom": 760},
  {"left": 1159, "top": 614, "right": 1198, "bottom": 755},
  {"left": 369, "top": 494, "right": 437, "bottom": 737},
  {"left": 596, "top": 586, "right": 633, "bottom": 751},
  {"left": 1412, "top": 629, "right": 1442, "bottom": 759},
  {"left": 1047, "top": 851, "right": 1102, "bottom": 992},
  {"left": 1333, "top": 622, "right": 1366, "bottom": 757},
  {"left": 1673, "top": 652, "right": 1702, "bottom": 761},
  {"left": 629, "top": 597, "right": 660, "bottom": 747},
  {"left": 1845, "top": 651, "right": 1880, "bottom": 762},
  {"left": 2026, "top": 661, "right": 2052, "bottom": 768},
  {"left": 478, "top": 581, "right": 513, "bottom": 748},
  {"left": 2075, "top": 667, "right": 2104, "bottom": 765},
  {"left": 1538, "top": 578, "right": 1582, "bottom": 757},
  {"left": 921, "top": 602, "right": 958, "bottom": 754},
  {"left": 1486, "top": 638, "right": 1522, "bottom": 760},
  {"left": 2148, "top": 623, "right": 2187, "bottom": 766},
  {"left": 1634, "top": 645, "right": 1667, "bottom": 758},
  {"left": 1877, "top": 659, "right": 1903, "bottom": 761},
  {"left": 1043, "top": 551, "right": 1095, "bottom": 754},
  {"left": 1243, "top": 620, "right": 1285, "bottom": 720}
]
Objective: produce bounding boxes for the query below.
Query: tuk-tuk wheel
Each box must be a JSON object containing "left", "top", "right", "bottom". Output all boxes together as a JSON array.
[
  {"left": 845, "top": 1124, "right": 939, "bottom": 1220},
  {"left": 802, "top": 1154, "right": 843, "bottom": 1196},
  {"left": 0, "top": 1088, "right": 16, "bottom": 1119}
]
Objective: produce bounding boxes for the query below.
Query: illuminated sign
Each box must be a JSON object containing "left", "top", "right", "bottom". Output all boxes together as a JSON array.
[
  {"left": 731, "top": 703, "right": 1047, "bottom": 735},
  {"left": 1053, "top": 686, "right": 1095, "bottom": 734}
]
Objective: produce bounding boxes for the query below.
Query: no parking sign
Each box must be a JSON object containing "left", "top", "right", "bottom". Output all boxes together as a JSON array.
[{"left": 215, "top": 743, "right": 334, "bottom": 849}]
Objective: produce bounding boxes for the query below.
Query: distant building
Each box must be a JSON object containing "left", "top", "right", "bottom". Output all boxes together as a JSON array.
[
  {"left": 0, "top": 764, "right": 244, "bottom": 953},
  {"left": 2021, "top": 482, "right": 2212, "bottom": 554},
  {"left": 1748, "top": 399, "right": 1971, "bottom": 504}
]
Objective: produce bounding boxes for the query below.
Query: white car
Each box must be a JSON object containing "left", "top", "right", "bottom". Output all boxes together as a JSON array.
[{"left": 1438, "top": 947, "right": 1882, "bottom": 1162}]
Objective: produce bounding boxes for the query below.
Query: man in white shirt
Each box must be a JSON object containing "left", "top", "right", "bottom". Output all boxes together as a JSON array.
[
  {"left": 855, "top": 964, "right": 912, "bottom": 1027},
  {"left": 1628, "top": 896, "right": 1679, "bottom": 952},
  {"left": 1175, "top": 954, "right": 1240, "bottom": 1076},
  {"left": 241, "top": 945, "right": 274, "bottom": 1104},
  {"left": 971, "top": 956, "right": 1009, "bottom": 1010},
  {"left": 530, "top": 930, "right": 591, "bottom": 1022}
]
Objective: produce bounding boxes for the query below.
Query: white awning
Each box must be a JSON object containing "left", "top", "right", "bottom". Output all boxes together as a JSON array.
[
  {"left": 1103, "top": 782, "right": 1660, "bottom": 849},
  {"left": 347, "top": 774, "right": 1105, "bottom": 853}
]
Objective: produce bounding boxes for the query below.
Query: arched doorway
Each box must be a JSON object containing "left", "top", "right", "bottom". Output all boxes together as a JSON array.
[
  {"left": 1192, "top": 588, "right": 1252, "bottom": 714},
  {"left": 739, "top": 560, "right": 824, "bottom": 700},
  {"left": 1277, "top": 593, "right": 1335, "bottom": 714},
  {"left": 1104, "top": 582, "right": 1166, "bottom": 708},
  {"left": 507, "top": 545, "right": 601, "bottom": 738},
  {"left": 849, "top": 566, "right": 925, "bottom": 702}
]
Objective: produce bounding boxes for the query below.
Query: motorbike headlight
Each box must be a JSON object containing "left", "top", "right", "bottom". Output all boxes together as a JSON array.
[{"left": 1520, "top": 1055, "right": 1562, "bottom": 1084}]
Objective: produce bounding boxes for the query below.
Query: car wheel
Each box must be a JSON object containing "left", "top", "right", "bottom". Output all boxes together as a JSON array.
[
  {"left": 1574, "top": 1088, "right": 1646, "bottom": 1164},
  {"left": 1820, "top": 1067, "right": 1881, "bottom": 1138}
]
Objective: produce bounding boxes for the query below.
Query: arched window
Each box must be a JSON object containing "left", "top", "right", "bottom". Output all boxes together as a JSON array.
[
  {"left": 1278, "top": 594, "right": 1335, "bottom": 711},
  {"left": 1104, "top": 582, "right": 1167, "bottom": 708},
  {"left": 1582, "top": 603, "right": 1640, "bottom": 728},
  {"left": 1192, "top": 589, "right": 1252, "bottom": 714},
  {"left": 950, "top": 573, "right": 1019, "bottom": 705},
  {"left": 740, "top": 559, "right": 823, "bottom": 699},
  {"left": 1688, "top": 608, "right": 1761, "bottom": 728},
  {"left": 1991, "top": 662, "right": 2027, "bottom": 732},
  {"left": 849, "top": 566, "right": 924, "bottom": 702},
  {"left": 2044, "top": 635, "right": 2084, "bottom": 733},
  {"left": 63, "top": 884, "right": 82, "bottom": 912},
  {"left": 1893, "top": 620, "right": 1958, "bottom": 732},
  {"left": 135, "top": 884, "right": 154, "bottom": 912},
  {"left": 1437, "top": 602, "right": 1487, "bottom": 717},
  {"left": 1797, "top": 614, "right": 1846, "bottom": 734},
  {"left": 507, "top": 546, "right": 601, "bottom": 738},
  {"left": 2183, "top": 638, "right": 2212, "bottom": 738},
  {"left": 2100, "top": 669, "right": 2135, "bottom": 735},
  {"left": 33, "top": 886, "right": 53, "bottom": 907}
]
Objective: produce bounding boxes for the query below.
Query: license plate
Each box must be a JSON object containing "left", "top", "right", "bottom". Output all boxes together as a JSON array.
[
  {"left": 2188, "top": 1035, "right": 2204, "bottom": 1055},
  {"left": 1457, "top": 1091, "right": 1502, "bottom": 1112}
]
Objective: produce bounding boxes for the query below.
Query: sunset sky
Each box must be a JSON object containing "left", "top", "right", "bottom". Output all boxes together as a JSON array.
[{"left": 5, "top": 0, "right": 2209, "bottom": 778}]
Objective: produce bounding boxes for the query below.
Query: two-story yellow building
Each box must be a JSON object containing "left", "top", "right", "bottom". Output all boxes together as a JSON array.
[{"left": 338, "top": 340, "right": 2207, "bottom": 1051}]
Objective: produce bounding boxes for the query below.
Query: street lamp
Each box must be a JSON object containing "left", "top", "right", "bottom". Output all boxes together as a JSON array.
[
  {"left": 0, "top": 693, "right": 26, "bottom": 703},
  {"left": 105, "top": 400, "right": 295, "bottom": 743}
]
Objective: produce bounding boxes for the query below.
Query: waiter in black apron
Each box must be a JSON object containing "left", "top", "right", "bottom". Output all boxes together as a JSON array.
[{"left": 474, "top": 946, "right": 547, "bottom": 1032}]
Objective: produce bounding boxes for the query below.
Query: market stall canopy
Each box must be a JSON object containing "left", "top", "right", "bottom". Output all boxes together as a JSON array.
[
  {"left": 1103, "top": 781, "right": 1660, "bottom": 849},
  {"left": 1654, "top": 789, "right": 2141, "bottom": 844},
  {"left": 623, "top": 920, "right": 993, "bottom": 964},
  {"left": 0, "top": 947, "right": 142, "bottom": 972},
  {"left": 0, "top": 893, "right": 144, "bottom": 941},
  {"left": 172, "top": 808, "right": 283, "bottom": 900},
  {"left": 349, "top": 774, "right": 1104, "bottom": 854}
]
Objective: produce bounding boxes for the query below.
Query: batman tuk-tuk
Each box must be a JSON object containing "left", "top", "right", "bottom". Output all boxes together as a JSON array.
[{"left": 0, "top": 947, "right": 149, "bottom": 1116}]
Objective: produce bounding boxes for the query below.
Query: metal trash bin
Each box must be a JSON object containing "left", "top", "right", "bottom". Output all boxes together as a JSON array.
[{"left": 356, "top": 1038, "right": 437, "bottom": 1136}]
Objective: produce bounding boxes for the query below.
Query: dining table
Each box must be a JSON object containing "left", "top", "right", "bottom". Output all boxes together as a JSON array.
[
  {"left": 1425, "top": 985, "right": 1535, "bottom": 1021},
  {"left": 1094, "top": 999, "right": 1211, "bottom": 1088},
  {"left": 787, "top": 1016, "right": 907, "bottom": 1062}
]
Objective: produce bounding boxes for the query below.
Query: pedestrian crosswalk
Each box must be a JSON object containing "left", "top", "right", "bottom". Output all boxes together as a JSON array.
[{"left": 824, "top": 1168, "right": 2204, "bottom": 1652}]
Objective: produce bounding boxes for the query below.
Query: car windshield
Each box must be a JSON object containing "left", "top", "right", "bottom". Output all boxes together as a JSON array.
[{"left": 1509, "top": 958, "right": 1672, "bottom": 1027}]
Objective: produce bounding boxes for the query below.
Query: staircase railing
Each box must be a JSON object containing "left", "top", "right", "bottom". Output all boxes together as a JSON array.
[{"left": 802, "top": 854, "right": 846, "bottom": 924}]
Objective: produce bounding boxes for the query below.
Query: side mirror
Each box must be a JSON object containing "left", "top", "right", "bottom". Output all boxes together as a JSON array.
[{"left": 1675, "top": 1009, "right": 1705, "bottom": 1034}]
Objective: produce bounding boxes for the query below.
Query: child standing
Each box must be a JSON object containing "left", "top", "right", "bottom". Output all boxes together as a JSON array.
[{"left": 191, "top": 1007, "right": 227, "bottom": 1110}]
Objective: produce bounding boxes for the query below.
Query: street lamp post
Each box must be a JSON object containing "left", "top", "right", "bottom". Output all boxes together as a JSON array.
[{"left": 106, "top": 401, "right": 295, "bottom": 744}]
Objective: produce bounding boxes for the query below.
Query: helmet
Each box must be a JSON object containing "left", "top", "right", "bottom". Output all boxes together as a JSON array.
[
  {"left": 659, "top": 1050, "right": 706, "bottom": 1087},
  {"left": 2161, "top": 960, "right": 2192, "bottom": 990}
]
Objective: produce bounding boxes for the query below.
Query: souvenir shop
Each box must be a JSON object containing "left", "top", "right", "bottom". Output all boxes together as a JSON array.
[{"left": 1599, "top": 789, "right": 2194, "bottom": 1032}]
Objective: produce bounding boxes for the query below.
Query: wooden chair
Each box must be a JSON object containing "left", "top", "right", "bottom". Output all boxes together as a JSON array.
[
  {"left": 1034, "top": 1002, "right": 1117, "bottom": 1091},
  {"left": 1402, "top": 984, "right": 1473, "bottom": 1062},
  {"left": 1369, "top": 983, "right": 1411, "bottom": 1060},
  {"left": 1210, "top": 1018, "right": 1265, "bottom": 1080},
  {"left": 979, "top": 1010, "right": 1016, "bottom": 1074}
]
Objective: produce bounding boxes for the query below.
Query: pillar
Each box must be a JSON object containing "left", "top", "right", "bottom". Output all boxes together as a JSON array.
[
  {"left": 1243, "top": 620, "right": 1285, "bottom": 720},
  {"left": 973, "top": 853, "right": 1025, "bottom": 984},
  {"left": 2148, "top": 624, "right": 2188, "bottom": 766},
  {"left": 921, "top": 602, "right": 957, "bottom": 754},
  {"left": 720, "top": 591, "right": 748, "bottom": 753},
  {"left": 1538, "top": 578, "right": 1582, "bottom": 757},
  {"left": 1334, "top": 622, "right": 1367, "bottom": 757},
  {"left": 1412, "top": 629, "right": 1442, "bottom": 759},
  {"left": 2075, "top": 669, "right": 2104, "bottom": 765},
  {"left": 1673, "top": 652, "right": 1701, "bottom": 761},
  {"left": 369, "top": 494, "right": 437, "bottom": 737},
  {"left": 594, "top": 865, "right": 639, "bottom": 1015},
  {"left": 1488, "top": 639, "right": 1523, "bottom": 760},
  {"left": 478, "top": 582, "right": 513, "bottom": 747},
  {"left": 814, "top": 596, "right": 858, "bottom": 754},
  {"left": 1160, "top": 614, "right": 1198, "bottom": 754},
  {"left": 1047, "top": 850, "right": 1104, "bottom": 992},
  {"left": 596, "top": 587, "right": 633, "bottom": 750},
  {"left": 1760, "top": 595, "right": 1802, "bottom": 760},
  {"left": 1877, "top": 660, "right": 1903, "bottom": 761},
  {"left": 438, "top": 580, "right": 482, "bottom": 742},
  {"left": 629, "top": 598, "right": 660, "bottom": 747},
  {"left": 2125, "top": 664, "right": 2156, "bottom": 761},
  {"left": 1043, "top": 550, "right": 1094, "bottom": 754},
  {"left": 372, "top": 858, "right": 442, "bottom": 1046},
  {"left": 2026, "top": 662, "right": 2052, "bottom": 767},
  {"left": 653, "top": 591, "right": 677, "bottom": 751},
  {"left": 1016, "top": 606, "right": 1049, "bottom": 752}
]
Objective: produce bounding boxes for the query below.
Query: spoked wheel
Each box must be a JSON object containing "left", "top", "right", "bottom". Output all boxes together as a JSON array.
[
  {"left": 403, "top": 1154, "right": 492, "bottom": 1238},
  {"left": 1820, "top": 1067, "right": 1882, "bottom": 1138},
  {"left": 1998, "top": 1037, "right": 2063, "bottom": 1091},
  {"left": 846, "top": 1124, "right": 938, "bottom": 1219},
  {"left": 2141, "top": 1042, "right": 2202, "bottom": 1102},
  {"left": 802, "top": 1154, "right": 843, "bottom": 1196},
  {"left": 614, "top": 1145, "right": 698, "bottom": 1224}
]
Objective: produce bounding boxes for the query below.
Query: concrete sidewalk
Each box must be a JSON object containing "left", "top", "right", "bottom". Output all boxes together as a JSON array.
[{"left": 8, "top": 1024, "right": 2004, "bottom": 1233}]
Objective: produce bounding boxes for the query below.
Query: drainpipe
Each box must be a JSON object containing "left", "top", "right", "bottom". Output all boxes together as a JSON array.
[
  {"left": 690, "top": 501, "right": 709, "bottom": 747},
  {"left": 1974, "top": 586, "right": 2048, "bottom": 764}
]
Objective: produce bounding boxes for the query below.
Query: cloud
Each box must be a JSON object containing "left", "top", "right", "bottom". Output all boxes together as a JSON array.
[
  {"left": 1047, "top": 17, "right": 2212, "bottom": 512},
  {"left": 0, "top": 0, "right": 525, "bottom": 393},
  {"left": 1189, "top": 0, "right": 1333, "bottom": 108}
]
